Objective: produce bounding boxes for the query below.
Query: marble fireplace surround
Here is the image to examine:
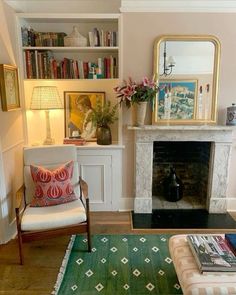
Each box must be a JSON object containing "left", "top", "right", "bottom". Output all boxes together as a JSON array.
[{"left": 128, "top": 125, "right": 234, "bottom": 214}]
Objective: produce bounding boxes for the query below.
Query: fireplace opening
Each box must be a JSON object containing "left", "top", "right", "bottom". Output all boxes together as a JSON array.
[{"left": 152, "top": 141, "right": 211, "bottom": 210}]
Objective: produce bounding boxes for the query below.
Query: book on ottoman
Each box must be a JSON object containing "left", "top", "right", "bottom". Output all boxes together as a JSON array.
[
  {"left": 225, "top": 234, "right": 236, "bottom": 256},
  {"left": 187, "top": 234, "right": 236, "bottom": 274}
]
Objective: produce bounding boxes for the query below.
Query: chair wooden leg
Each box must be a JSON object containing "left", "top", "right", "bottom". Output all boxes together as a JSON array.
[
  {"left": 15, "top": 208, "right": 24, "bottom": 264},
  {"left": 85, "top": 198, "right": 91, "bottom": 252},
  {"left": 17, "top": 231, "right": 24, "bottom": 265}
]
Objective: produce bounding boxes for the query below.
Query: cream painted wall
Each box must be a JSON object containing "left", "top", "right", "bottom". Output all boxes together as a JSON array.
[
  {"left": 121, "top": 12, "right": 236, "bottom": 209},
  {"left": 0, "top": 1, "right": 26, "bottom": 243}
]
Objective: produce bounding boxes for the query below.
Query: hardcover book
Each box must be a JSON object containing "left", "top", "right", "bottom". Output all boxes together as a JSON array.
[
  {"left": 225, "top": 234, "right": 236, "bottom": 256},
  {"left": 187, "top": 235, "right": 236, "bottom": 273},
  {"left": 63, "top": 137, "right": 86, "bottom": 146}
]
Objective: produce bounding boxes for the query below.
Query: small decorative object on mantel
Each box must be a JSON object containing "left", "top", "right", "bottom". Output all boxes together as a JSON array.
[
  {"left": 114, "top": 77, "right": 159, "bottom": 126},
  {"left": 64, "top": 26, "right": 87, "bottom": 47},
  {"left": 86, "top": 100, "right": 118, "bottom": 145},
  {"left": 226, "top": 103, "right": 236, "bottom": 126}
]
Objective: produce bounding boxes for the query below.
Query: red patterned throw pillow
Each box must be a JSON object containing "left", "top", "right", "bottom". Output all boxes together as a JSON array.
[{"left": 30, "top": 161, "right": 77, "bottom": 207}]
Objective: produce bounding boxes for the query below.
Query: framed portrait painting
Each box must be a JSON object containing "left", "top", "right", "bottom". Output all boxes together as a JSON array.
[
  {"left": 154, "top": 79, "right": 198, "bottom": 124},
  {"left": 64, "top": 91, "right": 105, "bottom": 141},
  {"left": 0, "top": 64, "right": 20, "bottom": 111}
]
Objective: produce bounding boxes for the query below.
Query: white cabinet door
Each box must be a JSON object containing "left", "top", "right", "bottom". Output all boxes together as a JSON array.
[{"left": 78, "top": 155, "right": 112, "bottom": 211}]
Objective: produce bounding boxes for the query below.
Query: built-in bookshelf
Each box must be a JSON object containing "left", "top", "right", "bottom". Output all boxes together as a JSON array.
[
  {"left": 16, "top": 13, "right": 122, "bottom": 146},
  {"left": 16, "top": 14, "right": 120, "bottom": 80}
]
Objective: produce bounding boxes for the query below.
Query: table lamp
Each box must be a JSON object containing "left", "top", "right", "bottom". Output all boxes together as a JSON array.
[{"left": 30, "top": 86, "right": 63, "bottom": 145}]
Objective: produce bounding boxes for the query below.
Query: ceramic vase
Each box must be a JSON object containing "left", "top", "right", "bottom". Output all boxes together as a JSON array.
[
  {"left": 96, "top": 125, "right": 112, "bottom": 145},
  {"left": 135, "top": 101, "right": 148, "bottom": 126}
]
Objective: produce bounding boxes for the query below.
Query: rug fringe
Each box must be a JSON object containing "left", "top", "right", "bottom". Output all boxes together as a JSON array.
[{"left": 51, "top": 235, "right": 76, "bottom": 295}]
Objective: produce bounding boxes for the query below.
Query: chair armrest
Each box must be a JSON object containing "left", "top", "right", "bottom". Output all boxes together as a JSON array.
[
  {"left": 79, "top": 176, "right": 89, "bottom": 200},
  {"left": 15, "top": 185, "right": 25, "bottom": 211},
  {"left": 79, "top": 176, "right": 90, "bottom": 215}
]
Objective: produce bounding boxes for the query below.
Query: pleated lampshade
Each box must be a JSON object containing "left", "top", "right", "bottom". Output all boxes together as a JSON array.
[{"left": 30, "top": 86, "right": 63, "bottom": 110}]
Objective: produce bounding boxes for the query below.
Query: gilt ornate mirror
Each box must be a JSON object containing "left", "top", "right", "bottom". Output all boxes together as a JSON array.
[{"left": 153, "top": 35, "right": 221, "bottom": 125}]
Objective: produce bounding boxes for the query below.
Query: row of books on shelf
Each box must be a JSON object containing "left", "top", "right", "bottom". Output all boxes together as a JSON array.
[
  {"left": 88, "top": 28, "right": 118, "bottom": 47},
  {"left": 21, "top": 27, "right": 66, "bottom": 47},
  {"left": 21, "top": 26, "right": 118, "bottom": 47},
  {"left": 24, "top": 50, "right": 118, "bottom": 79},
  {"left": 187, "top": 234, "right": 236, "bottom": 274}
]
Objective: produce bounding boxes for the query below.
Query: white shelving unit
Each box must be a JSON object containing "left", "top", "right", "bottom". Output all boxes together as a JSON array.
[
  {"left": 15, "top": 13, "right": 123, "bottom": 211},
  {"left": 16, "top": 13, "right": 120, "bottom": 80}
]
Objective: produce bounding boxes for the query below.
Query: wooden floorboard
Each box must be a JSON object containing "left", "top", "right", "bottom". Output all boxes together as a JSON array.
[{"left": 0, "top": 211, "right": 236, "bottom": 294}]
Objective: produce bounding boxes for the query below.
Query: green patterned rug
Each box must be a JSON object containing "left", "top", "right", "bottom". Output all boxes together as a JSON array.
[{"left": 52, "top": 234, "right": 182, "bottom": 295}]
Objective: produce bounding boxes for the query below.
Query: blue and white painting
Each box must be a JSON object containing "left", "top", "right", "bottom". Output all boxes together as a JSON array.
[{"left": 157, "top": 80, "right": 197, "bottom": 120}]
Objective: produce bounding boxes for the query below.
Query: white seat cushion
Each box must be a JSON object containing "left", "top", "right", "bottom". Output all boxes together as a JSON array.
[{"left": 21, "top": 199, "right": 86, "bottom": 231}]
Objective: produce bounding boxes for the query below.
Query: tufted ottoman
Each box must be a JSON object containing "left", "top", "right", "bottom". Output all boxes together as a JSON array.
[{"left": 169, "top": 235, "right": 236, "bottom": 295}]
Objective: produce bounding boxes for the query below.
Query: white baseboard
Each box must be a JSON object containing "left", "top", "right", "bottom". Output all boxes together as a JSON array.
[
  {"left": 1, "top": 219, "right": 17, "bottom": 244},
  {"left": 119, "top": 197, "right": 134, "bottom": 211},
  {"left": 227, "top": 197, "right": 236, "bottom": 211}
]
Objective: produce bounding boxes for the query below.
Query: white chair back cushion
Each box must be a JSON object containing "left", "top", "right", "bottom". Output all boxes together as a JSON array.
[{"left": 24, "top": 145, "right": 80, "bottom": 204}]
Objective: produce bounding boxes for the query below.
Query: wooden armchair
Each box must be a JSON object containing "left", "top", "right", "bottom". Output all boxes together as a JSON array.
[{"left": 15, "top": 145, "right": 91, "bottom": 265}]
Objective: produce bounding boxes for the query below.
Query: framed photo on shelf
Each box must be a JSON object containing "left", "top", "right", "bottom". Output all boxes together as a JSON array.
[
  {"left": 154, "top": 79, "right": 198, "bottom": 124},
  {"left": 64, "top": 91, "right": 105, "bottom": 141},
  {"left": 0, "top": 64, "right": 20, "bottom": 111}
]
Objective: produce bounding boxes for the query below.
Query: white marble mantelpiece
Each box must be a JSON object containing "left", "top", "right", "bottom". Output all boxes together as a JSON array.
[{"left": 129, "top": 125, "right": 234, "bottom": 214}]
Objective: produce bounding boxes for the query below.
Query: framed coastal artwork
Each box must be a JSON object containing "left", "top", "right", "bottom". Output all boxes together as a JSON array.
[
  {"left": 64, "top": 91, "right": 105, "bottom": 141},
  {"left": 154, "top": 79, "right": 198, "bottom": 124},
  {"left": 0, "top": 64, "right": 20, "bottom": 111}
]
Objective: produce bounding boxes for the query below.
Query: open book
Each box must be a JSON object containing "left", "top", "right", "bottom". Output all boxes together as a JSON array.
[{"left": 187, "top": 235, "right": 236, "bottom": 274}]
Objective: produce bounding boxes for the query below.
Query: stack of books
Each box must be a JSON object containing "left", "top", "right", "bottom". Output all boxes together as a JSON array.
[
  {"left": 63, "top": 137, "right": 86, "bottom": 146},
  {"left": 187, "top": 234, "right": 236, "bottom": 274}
]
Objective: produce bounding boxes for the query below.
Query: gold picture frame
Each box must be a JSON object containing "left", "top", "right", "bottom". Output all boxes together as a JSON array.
[
  {"left": 0, "top": 64, "right": 20, "bottom": 111},
  {"left": 64, "top": 91, "right": 105, "bottom": 141},
  {"left": 156, "top": 79, "right": 198, "bottom": 124},
  {"left": 153, "top": 35, "right": 221, "bottom": 125}
]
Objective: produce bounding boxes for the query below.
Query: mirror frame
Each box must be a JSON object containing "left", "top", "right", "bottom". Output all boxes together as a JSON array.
[{"left": 152, "top": 35, "right": 221, "bottom": 125}]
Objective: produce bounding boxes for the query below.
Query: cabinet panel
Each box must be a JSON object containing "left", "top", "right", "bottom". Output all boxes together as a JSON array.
[{"left": 78, "top": 155, "right": 112, "bottom": 211}]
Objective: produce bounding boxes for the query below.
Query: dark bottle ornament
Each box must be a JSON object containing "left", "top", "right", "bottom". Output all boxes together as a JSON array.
[{"left": 163, "top": 167, "right": 183, "bottom": 202}]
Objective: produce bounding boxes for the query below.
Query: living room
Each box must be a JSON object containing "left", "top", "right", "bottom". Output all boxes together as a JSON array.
[{"left": 1, "top": 0, "right": 236, "bottom": 294}]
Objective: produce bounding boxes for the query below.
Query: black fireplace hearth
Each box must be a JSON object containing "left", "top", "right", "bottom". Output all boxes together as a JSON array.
[{"left": 132, "top": 209, "right": 236, "bottom": 230}]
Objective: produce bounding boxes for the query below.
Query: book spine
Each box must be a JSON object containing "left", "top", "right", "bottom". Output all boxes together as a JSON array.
[
  {"left": 225, "top": 236, "right": 236, "bottom": 256},
  {"left": 187, "top": 235, "right": 203, "bottom": 273},
  {"left": 25, "top": 50, "right": 32, "bottom": 79},
  {"left": 78, "top": 60, "right": 84, "bottom": 79},
  {"left": 83, "top": 62, "right": 89, "bottom": 79}
]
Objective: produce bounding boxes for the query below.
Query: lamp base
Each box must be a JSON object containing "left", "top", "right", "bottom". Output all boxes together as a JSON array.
[{"left": 43, "top": 137, "right": 55, "bottom": 145}]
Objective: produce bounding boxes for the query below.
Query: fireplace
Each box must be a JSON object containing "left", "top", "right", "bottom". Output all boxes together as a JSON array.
[
  {"left": 152, "top": 141, "right": 211, "bottom": 210},
  {"left": 129, "top": 125, "right": 233, "bottom": 213}
]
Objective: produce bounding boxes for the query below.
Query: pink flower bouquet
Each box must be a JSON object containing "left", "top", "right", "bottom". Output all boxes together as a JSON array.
[{"left": 114, "top": 77, "right": 159, "bottom": 108}]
